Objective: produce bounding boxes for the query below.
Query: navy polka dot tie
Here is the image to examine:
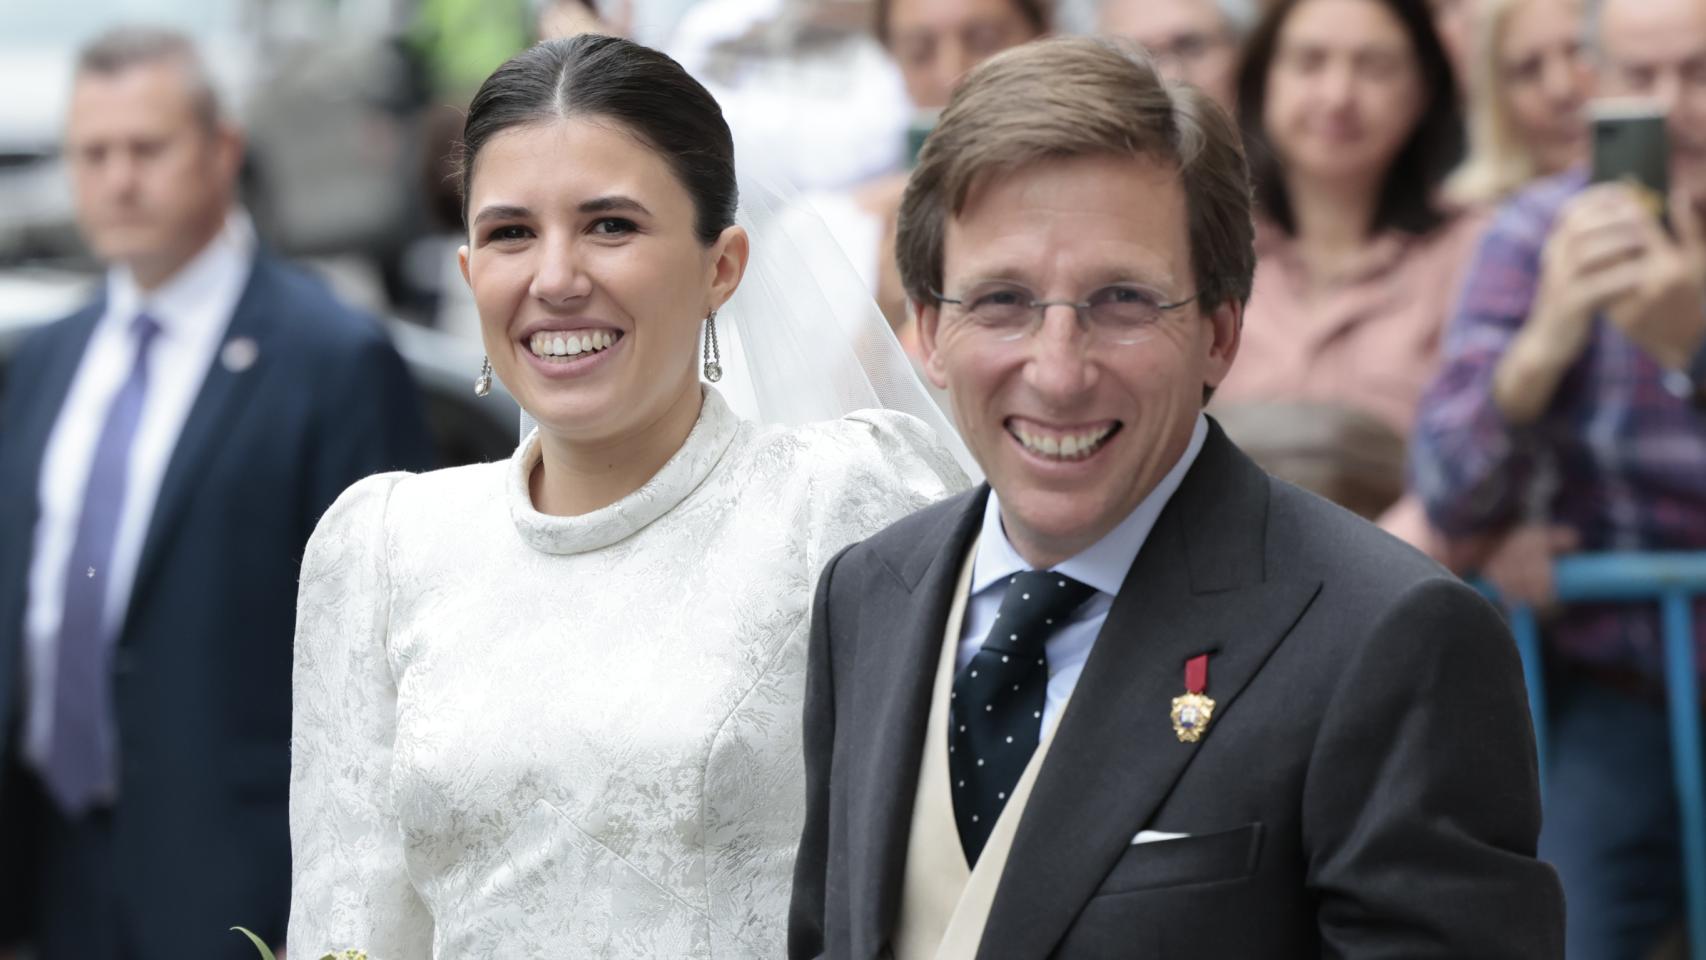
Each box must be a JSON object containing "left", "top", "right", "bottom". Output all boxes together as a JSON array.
[{"left": 950, "top": 570, "right": 1096, "bottom": 864}]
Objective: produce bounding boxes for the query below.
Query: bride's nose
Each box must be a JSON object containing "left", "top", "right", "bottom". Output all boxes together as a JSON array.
[{"left": 530, "top": 231, "right": 594, "bottom": 305}]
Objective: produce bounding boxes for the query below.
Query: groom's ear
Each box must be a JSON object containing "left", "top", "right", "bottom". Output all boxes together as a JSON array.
[{"left": 915, "top": 300, "right": 950, "bottom": 390}]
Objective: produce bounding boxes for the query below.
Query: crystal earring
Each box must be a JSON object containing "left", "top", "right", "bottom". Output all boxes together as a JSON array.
[
  {"left": 702, "top": 310, "right": 723, "bottom": 382},
  {"left": 474, "top": 355, "right": 493, "bottom": 397}
]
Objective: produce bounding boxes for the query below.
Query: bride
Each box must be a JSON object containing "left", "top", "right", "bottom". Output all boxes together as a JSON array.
[{"left": 287, "top": 34, "right": 968, "bottom": 959}]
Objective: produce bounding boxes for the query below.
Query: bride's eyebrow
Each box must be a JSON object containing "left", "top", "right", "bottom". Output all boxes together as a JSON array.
[
  {"left": 579, "top": 196, "right": 652, "bottom": 216},
  {"left": 472, "top": 204, "right": 530, "bottom": 227}
]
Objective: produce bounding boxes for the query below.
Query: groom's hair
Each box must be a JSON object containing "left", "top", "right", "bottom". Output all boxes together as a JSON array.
[{"left": 895, "top": 36, "right": 1256, "bottom": 315}]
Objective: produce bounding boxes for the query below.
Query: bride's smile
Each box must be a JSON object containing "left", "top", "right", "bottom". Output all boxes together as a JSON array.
[{"left": 520, "top": 325, "right": 626, "bottom": 378}]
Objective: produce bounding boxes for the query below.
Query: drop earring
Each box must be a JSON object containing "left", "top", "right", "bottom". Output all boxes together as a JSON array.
[
  {"left": 702, "top": 310, "right": 723, "bottom": 382},
  {"left": 474, "top": 355, "right": 493, "bottom": 397}
]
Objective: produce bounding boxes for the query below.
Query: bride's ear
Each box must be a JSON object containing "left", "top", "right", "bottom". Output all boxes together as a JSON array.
[
  {"left": 457, "top": 244, "right": 472, "bottom": 289},
  {"left": 707, "top": 224, "right": 751, "bottom": 311}
]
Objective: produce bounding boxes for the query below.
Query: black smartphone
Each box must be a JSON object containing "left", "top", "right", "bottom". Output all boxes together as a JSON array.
[{"left": 1591, "top": 99, "right": 1670, "bottom": 223}]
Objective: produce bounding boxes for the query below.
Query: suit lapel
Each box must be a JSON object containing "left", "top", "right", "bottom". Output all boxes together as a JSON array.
[
  {"left": 976, "top": 426, "right": 1322, "bottom": 960},
  {"left": 852, "top": 487, "right": 988, "bottom": 955},
  {"left": 0, "top": 306, "right": 103, "bottom": 696},
  {"left": 0, "top": 306, "right": 102, "bottom": 503},
  {"left": 127, "top": 257, "right": 271, "bottom": 611}
]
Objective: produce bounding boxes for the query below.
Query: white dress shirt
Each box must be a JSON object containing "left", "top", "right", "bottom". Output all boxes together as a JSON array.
[
  {"left": 958, "top": 414, "right": 1209, "bottom": 736},
  {"left": 24, "top": 211, "right": 256, "bottom": 767}
]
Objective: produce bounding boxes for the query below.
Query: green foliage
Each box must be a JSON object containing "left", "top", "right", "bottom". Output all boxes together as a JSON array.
[
  {"left": 230, "top": 927, "right": 276, "bottom": 960},
  {"left": 232, "top": 926, "right": 365, "bottom": 960}
]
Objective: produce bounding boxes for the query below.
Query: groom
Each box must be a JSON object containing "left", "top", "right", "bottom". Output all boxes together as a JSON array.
[{"left": 789, "top": 37, "right": 1564, "bottom": 959}]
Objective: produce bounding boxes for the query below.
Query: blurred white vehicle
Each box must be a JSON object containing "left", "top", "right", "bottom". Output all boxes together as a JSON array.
[{"left": 0, "top": 0, "right": 424, "bottom": 273}]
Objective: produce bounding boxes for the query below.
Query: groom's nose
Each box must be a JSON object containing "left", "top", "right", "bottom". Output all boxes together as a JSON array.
[{"left": 1022, "top": 305, "right": 1095, "bottom": 400}]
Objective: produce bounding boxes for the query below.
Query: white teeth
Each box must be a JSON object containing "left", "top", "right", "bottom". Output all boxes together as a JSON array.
[
  {"left": 528, "top": 330, "right": 619, "bottom": 360},
  {"left": 1013, "top": 424, "right": 1114, "bottom": 460}
]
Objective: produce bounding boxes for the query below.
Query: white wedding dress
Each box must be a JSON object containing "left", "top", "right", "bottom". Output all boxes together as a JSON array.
[{"left": 288, "top": 388, "right": 966, "bottom": 959}]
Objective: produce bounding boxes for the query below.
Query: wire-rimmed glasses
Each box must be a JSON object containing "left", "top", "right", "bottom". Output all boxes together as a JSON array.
[{"left": 931, "top": 281, "right": 1200, "bottom": 345}]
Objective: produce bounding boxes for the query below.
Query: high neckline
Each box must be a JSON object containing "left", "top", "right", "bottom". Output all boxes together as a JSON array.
[{"left": 505, "top": 388, "right": 743, "bottom": 556}]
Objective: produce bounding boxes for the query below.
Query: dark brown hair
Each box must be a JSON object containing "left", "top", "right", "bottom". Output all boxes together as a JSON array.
[
  {"left": 1235, "top": 0, "right": 1464, "bottom": 237},
  {"left": 896, "top": 36, "right": 1257, "bottom": 314},
  {"left": 874, "top": 0, "right": 1051, "bottom": 45},
  {"left": 458, "top": 35, "right": 737, "bottom": 244}
]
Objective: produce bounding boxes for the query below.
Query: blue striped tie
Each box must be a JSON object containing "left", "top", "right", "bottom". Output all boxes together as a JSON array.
[{"left": 43, "top": 312, "right": 161, "bottom": 815}]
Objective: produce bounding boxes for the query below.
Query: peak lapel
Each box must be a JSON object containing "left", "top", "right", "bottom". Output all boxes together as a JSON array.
[
  {"left": 127, "top": 264, "right": 271, "bottom": 610},
  {"left": 852, "top": 487, "right": 987, "bottom": 953},
  {"left": 976, "top": 426, "right": 1321, "bottom": 960},
  {"left": 0, "top": 306, "right": 103, "bottom": 658}
]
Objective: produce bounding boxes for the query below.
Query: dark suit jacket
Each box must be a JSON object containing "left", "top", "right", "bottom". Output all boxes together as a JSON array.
[
  {"left": 791, "top": 422, "right": 1564, "bottom": 959},
  {"left": 0, "top": 252, "right": 435, "bottom": 960}
]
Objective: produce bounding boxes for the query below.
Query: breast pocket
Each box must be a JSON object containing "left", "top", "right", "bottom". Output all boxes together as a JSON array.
[{"left": 1094, "top": 822, "right": 1263, "bottom": 897}]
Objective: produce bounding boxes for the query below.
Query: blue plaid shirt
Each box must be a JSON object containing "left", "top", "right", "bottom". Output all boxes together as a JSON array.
[{"left": 1411, "top": 170, "right": 1706, "bottom": 680}]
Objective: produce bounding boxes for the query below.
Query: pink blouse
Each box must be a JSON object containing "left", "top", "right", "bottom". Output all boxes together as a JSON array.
[{"left": 1213, "top": 213, "right": 1486, "bottom": 435}]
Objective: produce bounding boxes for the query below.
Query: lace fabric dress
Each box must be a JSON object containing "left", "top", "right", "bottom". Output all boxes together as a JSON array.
[{"left": 288, "top": 388, "right": 966, "bottom": 958}]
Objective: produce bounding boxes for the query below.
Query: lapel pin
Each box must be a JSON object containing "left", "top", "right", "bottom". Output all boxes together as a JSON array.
[
  {"left": 1171, "top": 653, "right": 1217, "bottom": 743},
  {"left": 221, "top": 337, "right": 259, "bottom": 373}
]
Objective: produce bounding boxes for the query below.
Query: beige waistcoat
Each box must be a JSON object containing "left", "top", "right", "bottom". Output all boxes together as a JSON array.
[{"left": 893, "top": 543, "right": 1072, "bottom": 960}]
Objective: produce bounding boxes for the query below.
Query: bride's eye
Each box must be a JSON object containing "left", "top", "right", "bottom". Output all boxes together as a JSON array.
[
  {"left": 484, "top": 224, "right": 532, "bottom": 244},
  {"left": 590, "top": 217, "right": 638, "bottom": 237}
]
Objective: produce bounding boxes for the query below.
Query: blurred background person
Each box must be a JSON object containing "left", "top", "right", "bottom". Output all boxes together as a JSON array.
[
  {"left": 1446, "top": 0, "right": 1594, "bottom": 208},
  {"left": 668, "top": 0, "right": 901, "bottom": 194},
  {"left": 835, "top": 0, "right": 1050, "bottom": 354},
  {"left": 0, "top": 27, "right": 433, "bottom": 960},
  {"left": 1412, "top": 0, "right": 1706, "bottom": 950},
  {"left": 1211, "top": 0, "right": 1474, "bottom": 541},
  {"left": 1097, "top": 0, "right": 1257, "bottom": 109},
  {"left": 541, "top": 0, "right": 632, "bottom": 38},
  {"left": 879, "top": 0, "right": 1050, "bottom": 118},
  {"left": 1428, "top": 0, "right": 1474, "bottom": 96}
]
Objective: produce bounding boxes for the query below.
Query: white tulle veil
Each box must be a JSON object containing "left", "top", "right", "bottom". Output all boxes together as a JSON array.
[{"left": 521, "top": 172, "right": 981, "bottom": 481}]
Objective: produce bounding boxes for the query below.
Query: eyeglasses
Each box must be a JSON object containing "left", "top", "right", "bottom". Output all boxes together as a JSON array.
[{"left": 931, "top": 282, "right": 1200, "bottom": 345}]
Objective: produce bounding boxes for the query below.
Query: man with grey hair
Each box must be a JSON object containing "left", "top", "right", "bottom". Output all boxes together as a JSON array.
[
  {"left": 0, "top": 27, "right": 433, "bottom": 960},
  {"left": 1098, "top": 0, "right": 1254, "bottom": 108}
]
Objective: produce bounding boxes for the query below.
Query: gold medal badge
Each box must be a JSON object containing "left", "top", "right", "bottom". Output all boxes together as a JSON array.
[{"left": 1171, "top": 654, "right": 1216, "bottom": 743}]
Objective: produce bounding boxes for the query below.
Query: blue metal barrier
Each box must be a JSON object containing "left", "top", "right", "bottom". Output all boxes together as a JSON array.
[{"left": 1485, "top": 552, "right": 1706, "bottom": 958}]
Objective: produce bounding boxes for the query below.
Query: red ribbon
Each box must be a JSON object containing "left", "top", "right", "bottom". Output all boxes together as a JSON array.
[{"left": 1184, "top": 654, "right": 1208, "bottom": 695}]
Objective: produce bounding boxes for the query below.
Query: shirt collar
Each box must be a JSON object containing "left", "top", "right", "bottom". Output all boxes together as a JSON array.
[
  {"left": 972, "top": 412, "right": 1209, "bottom": 597},
  {"left": 105, "top": 208, "right": 255, "bottom": 338}
]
